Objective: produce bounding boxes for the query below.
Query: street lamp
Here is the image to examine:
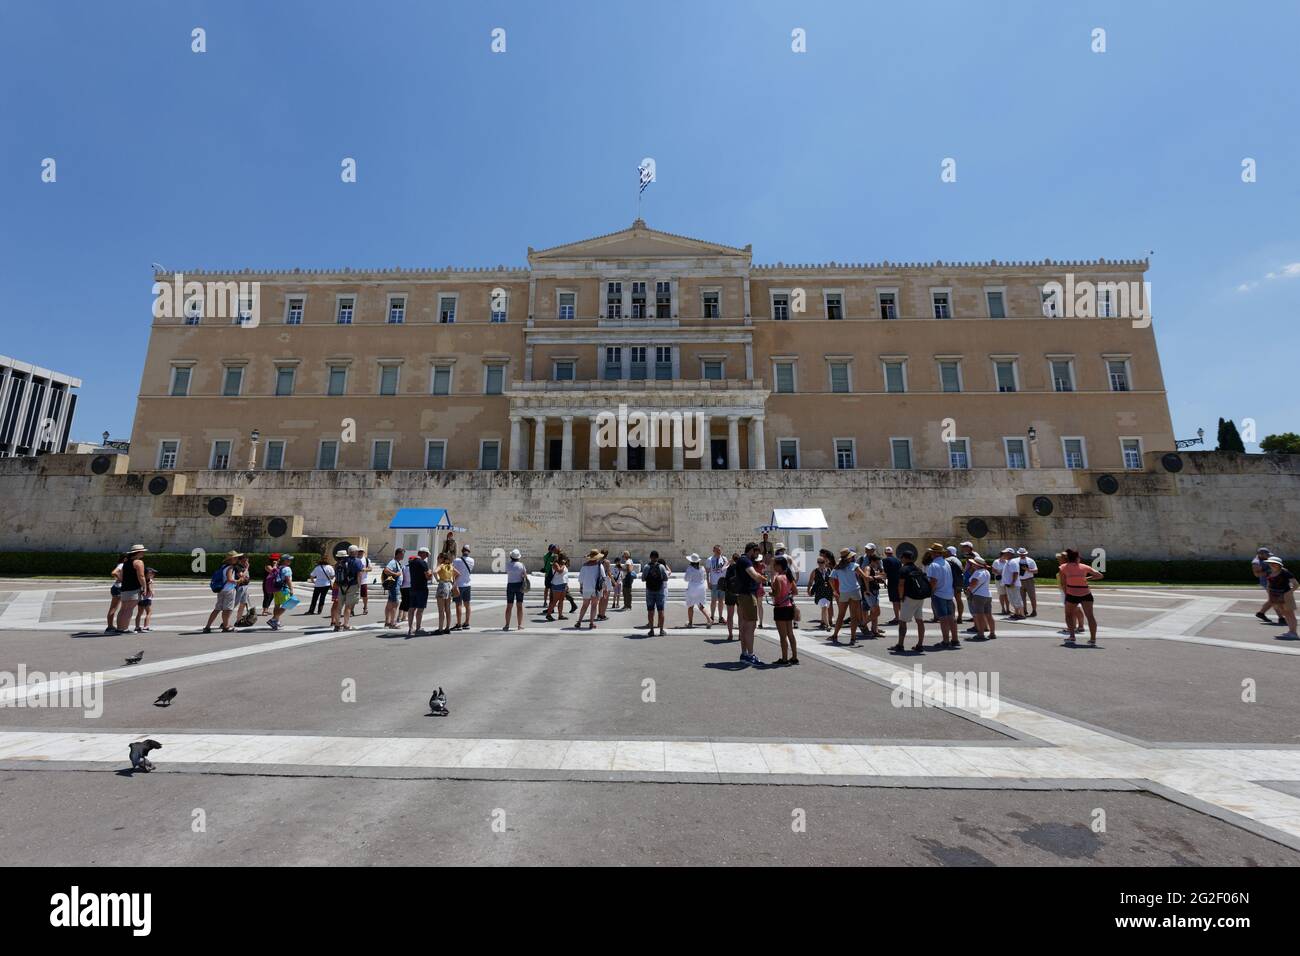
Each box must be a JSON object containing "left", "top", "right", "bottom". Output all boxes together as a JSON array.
[
  {"left": 1027, "top": 425, "right": 1040, "bottom": 468},
  {"left": 249, "top": 428, "right": 260, "bottom": 471}
]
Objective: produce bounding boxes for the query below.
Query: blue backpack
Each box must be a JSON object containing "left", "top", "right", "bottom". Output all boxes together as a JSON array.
[{"left": 209, "top": 567, "right": 227, "bottom": 592}]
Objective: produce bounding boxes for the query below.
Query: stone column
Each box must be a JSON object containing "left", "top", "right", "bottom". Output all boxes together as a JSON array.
[
  {"left": 700, "top": 414, "right": 713, "bottom": 469},
  {"left": 561, "top": 416, "right": 574, "bottom": 471},
  {"left": 588, "top": 415, "right": 600, "bottom": 470},
  {"left": 727, "top": 415, "right": 740, "bottom": 470},
  {"left": 750, "top": 415, "right": 767, "bottom": 470},
  {"left": 532, "top": 415, "right": 547, "bottom": 470},
  {"left": 509, "top": 416, "right": 522, "bottom": 470},
  {"left": 672, "top": 414, "right": 685, "bottom": 471},
  {"left": 616, "top": 419, "right": 628, "bottom": 471}
]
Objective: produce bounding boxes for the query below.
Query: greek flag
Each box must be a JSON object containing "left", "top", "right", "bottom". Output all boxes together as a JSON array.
[{"left": 638, "top": 159, "right": 655, "bottom": 194}]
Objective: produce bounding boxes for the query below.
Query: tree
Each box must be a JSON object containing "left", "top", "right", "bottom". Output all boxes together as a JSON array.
[
  {"left": 1260, "top": 432, "right": 1300, "bottom": 454},
  {"left": 1216, "top": 418, "right": 1245, "bottom": 452}
]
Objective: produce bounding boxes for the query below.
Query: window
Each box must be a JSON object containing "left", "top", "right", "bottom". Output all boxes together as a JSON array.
[
  {"left": 825, "top": 292, "right": 844, "bottom": 320},
  {"left": 630, "top": 282, "right": 647, "bottom": 319},
  {"left": 771, "top": 293, "right": 790, "bottom": 321},
  {"left": 986, "top": 290, "right": 1006, "bottom": 318},
  {"left": 237, "top": 294, "right": 255, "bottom": 326},
  {"left": 210, "top": 440, "right": 232, "bottom": 470},
  {"left": 1041, "top": 288, "right": 1059, "bottom": 318},
  {"left": 184, "top": 300, "right": 201, "bottom": 325},
  {"left": 484, "top": 364, "right": 505, "bottom": 395},
  {"left": 994, "top": 360, "right": 1018, "bottom": 393},
  {"left": 431, "top": 364, "right": 452, "bottom": 396},
  {"left": 336, "top": 297, "right": 355, "bottom": 324},
  {"left": 604, "top": 347, "right": 622, "bottom": 381},
  {"left": 878, "top": 291, "right": 898, "bottom": 320},
  {"left": 379, "top": 364, "right": 400, "bottom": 396},
  {"left": 438, "top": 295, "right": 457, "bottom": 324},
  {"left": 157, "top": 440, "right": 179, "bottom": 470},
  {"left": 264, "top": 440, "right": 286, "bottom": 471},
  {"left": 553, "top": 360, "right": 575, "bottom": 381},
  {"left": 774, "top": 361, "right": 796, "bottom": 393},
  {"left": 425, "top": 440, "right": 446, "bottom": 470},
  {"left": 558, "top": 291, "right": 576, "bottom": 320},
  {"left": 629, "top": 346, "right": 647, "bottom": 380},
  {"left": 947, "top": 438, "right": 970, "bottom": 469},
  {"left": 654, "top": 346, "right": 672, "bottom": 380},
  {"left": 1108, "top": 359, "right": 1131, "bottom": 392},
  {"left": 480, "top": 440, "right": 501, "bottom": 470},
  {"left": 222, "top": 366, "right": 243, "bottom": 397},
  {"left": 778, "top": 439, "right": 799, "bottom": 470},
  {"left": 1062, "top": 437, "right": 1087, "bottom": 469},
  {"left": 285, "top": 297, "right": 304, "bottom": 325},
  {"left": 931, "top": 291, "right": 951, "bottom": 319},
  {"left": 1098, "top": 288, "right": 1114, "bottom": 318},
  {"left": 169, "top": 366, "right": 192, "bottom": 397},
  {"left": 702, "top": 290, "right": 720, "bottom": 319},
  {"left": 1051, "top": 359, "right": 1075, "bottom": 392},
  {"left": 883, "top": 361, "right": 906, "bottom": 393},
  {"left": 702, "top": 360, "right": 723, "bottom": 380},
  {"left": 655, "top": 281, "right": 671, "bottom": 318},
  {"left": 829, "top": 361, "right": 850, "bottom": 393},
  {"left": 939, "top": 360, "right": 962, "bottom": 393},
  {"left": 317, "top": 440, "right": 338, "bottom": 470},
  {"left": 275, "top": 367, "right": 296, "bottom": 396},
  {"left": 387, "top": 295, "right": 406, "bottom": 324},
  {"left": 327, "top": 365, "right": 348, "bottom": 396},
  {"left": 835, "top": 438, "right": 856, "bottom": 469},
  {"left": 1121, "top": 438, "right": 1142, "bottom": 470},
  {"left": 890, "top": 438, "right": 913, "bottom": 470},
  {"left": 372, "top": 440, "right": 393, "bottom": 470},
  {"left": 605, "top": 282, "right": 622, "bottom": 319},
  {"left": 1004, "top": 438, "right": 1027, "bottom": 469}
]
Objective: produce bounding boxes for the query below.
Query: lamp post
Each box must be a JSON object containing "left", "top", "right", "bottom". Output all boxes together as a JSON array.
[
  {"left": 248, "top": 428, "right": 260, "bottom": 471},
  {"left": 1027, "top": 425, "right": 1040, "bottom": 468}
]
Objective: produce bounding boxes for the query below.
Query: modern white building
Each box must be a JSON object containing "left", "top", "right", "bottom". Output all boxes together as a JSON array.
[{"left": 0, "top": 354, "right": 81, "bottom": 457}]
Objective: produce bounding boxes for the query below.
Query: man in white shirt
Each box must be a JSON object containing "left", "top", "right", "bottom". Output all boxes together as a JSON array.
[
  {"left": 1017, "top": 547, "right": 1039, "bottom": 617},
  {"left": 706, "top": 545, "right": 729, "bottom": 625},
  {"left": 999, "top": 548, "right": 1024, "bottom": 619},
  {"left": 991, "top": 553, "right": 1009, "bottom": 615},
  {"left": 451, "top": 546, "right": 475, "bottom": 631},
  {"left": 383, "top": 548, "right": 405, "bottom": 629}
]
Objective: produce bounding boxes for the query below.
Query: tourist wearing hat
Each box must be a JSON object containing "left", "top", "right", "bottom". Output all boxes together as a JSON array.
[
  {"left": 574, "top": 549, "right": 605, "bottom": 630},
  {"left": 707, "top": 544, "right": 729, "bottom": 625},
  {"left": 683, "top": 553, "right": 710, "bottom": 627},
  {"left": 203, "top": 550, "right": 243, "bottom": 633},
  {"left": 331, "top": 545, "right": 365, "bottom": 632},
  {"left": 829, "top": 548, "right": 864, "bottom": 646},
  {"left": 998, "top": 547, "right": 1025, "bottom": 620},
  {"left": 110, "top": 545, "right": 149, "bottom": 633},
  {"left": 406, "top": 547, "right": 433, "bottom": 636},
  {"left": 944, "top": 546, "right": 967, "bottom": 626},
  {"left": 308, "top": 552, "right": 336, "bottom": 615},
  {"left": 1017, "top": 547, "right": 1039, "bottom": 617},
  {"left": 991, "top": 549, "right": 1010, "bottom": 616},
  {"left": 450, "top": 545, "right": 475, "bottom": 631},
  {"left": 965, "top": 555, "right": 996, "bottom": 641},
  {"left": 260, "top": 553, "right": 282, "bottom": 617},
  {"left": 1264, "top": 556, "right": 1298, "bottom": 638},
  {"left": 620, "top": 550, "right": 635, "bottom": 610},
  {"left": 503, "top": 548, "right": 528, "bottom": 631},
  {"left": 597, "top": 548, "right": 614, "bottom": 621},
  {"left": 382, "top": 548, "right": 406, "bottom": 629},
  {"left": 1253, "top": 548, "right": 1284, "bottom": 624},
  {"left": 924, "top": 543, "right": 959, "bottom": 647},
  {"left": 641, "top": 550, "right": 671, "bottom": 637}
]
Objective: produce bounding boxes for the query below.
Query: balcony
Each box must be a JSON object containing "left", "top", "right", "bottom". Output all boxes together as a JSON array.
[{"left": 511, "top": 378, "right": 765, "bottom": 393}]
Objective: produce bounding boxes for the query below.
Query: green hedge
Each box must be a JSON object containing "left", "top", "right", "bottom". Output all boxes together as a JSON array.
[{"left": 0, "top": 551, "right": 317, "bottom": 581}]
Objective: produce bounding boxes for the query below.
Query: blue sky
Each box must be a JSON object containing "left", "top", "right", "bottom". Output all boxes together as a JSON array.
[{"left": 2, "top": 0, "right": 1296, "bottom": 446}]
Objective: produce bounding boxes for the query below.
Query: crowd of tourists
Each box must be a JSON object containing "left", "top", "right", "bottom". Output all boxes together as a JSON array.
[{"left": 101, "top": 539, "right": 1300, "bottom": 647}]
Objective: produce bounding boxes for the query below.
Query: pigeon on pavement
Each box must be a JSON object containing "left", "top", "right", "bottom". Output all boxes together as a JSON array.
[
  {"left": 154, "top": 688, "right": 178, "bottom": 707},
  {"left": 123, "top": 651, "right": 144, "bottom": 665},
  {"left": 128, "top": 739, "right": 162, "bottom": 771},
  {"left": 428, "top": 687, "right": 448, "bottom": 716}
]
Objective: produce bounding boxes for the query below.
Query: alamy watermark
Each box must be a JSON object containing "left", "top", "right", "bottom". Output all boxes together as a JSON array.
[
  {"left": 0, "top": 666, "right": 104, "bottom": 718},
  {"left": 152, "top": 272, "right": 261, "bottom": 326}
]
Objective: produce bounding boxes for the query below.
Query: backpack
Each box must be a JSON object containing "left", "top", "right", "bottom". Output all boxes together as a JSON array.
[
  {"left": 643, "top": 562, "right": 665, "bottom": 589},
  {"left": 210, "top": 567, "right": 227, "bottom": 593},
  {"left": 723, "top": 564, "right": 738, "bottom": 595},
  {"left": 336, "top": 558, "right": 358, "bottom": 588},
  {"left": 903, "top": 566, "right": 932, "bottom": 600}
]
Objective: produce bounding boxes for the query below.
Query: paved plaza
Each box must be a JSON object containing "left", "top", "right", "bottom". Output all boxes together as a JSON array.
[{"left": 1, "top": 577, "right": 1298, "bottom": 865}]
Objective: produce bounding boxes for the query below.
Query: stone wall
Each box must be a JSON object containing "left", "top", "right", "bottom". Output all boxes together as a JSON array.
[{"left": 0, "top": 452, "right": 1295, "bottom": 564}]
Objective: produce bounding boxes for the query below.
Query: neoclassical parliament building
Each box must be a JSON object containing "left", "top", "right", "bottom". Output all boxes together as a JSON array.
[{"left": 132, "top": 220, "right": 1174, "bottom": 476}]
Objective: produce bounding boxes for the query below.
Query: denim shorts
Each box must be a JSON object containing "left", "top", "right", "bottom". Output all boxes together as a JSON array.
[
  {"left": 931, "top": 596, "right": 955, "bottom": 618},
  {"left": 645, "top": 589, "right": 665, "bottom": 611},
  {"left": 453, "top": 586, "right": 470, "bottom": 604}
]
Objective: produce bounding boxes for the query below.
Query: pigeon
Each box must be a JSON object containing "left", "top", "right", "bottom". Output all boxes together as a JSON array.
[
  {"left": 428, "top": 687, "right": 448, "bottom": 717},
  {"left": 123, "top": 651, "right": 144, "bottom": 666},
  {"left": 154, "top": 688, "right": 178, "bottom": 707},
  {"left": 128, "top": 739, "right": 162, "bottom": 772}
]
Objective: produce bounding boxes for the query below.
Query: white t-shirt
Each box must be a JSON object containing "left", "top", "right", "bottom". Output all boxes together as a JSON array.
[
  {"left": 1019, "top": 556, "right": 1037, "bottom": 579},
  {"left": 578, "top": 561, "right": 602, "bottom": 595},
  {"left": 452, "top": 556, "right": 474, "bottom": 588},
  {"left": 1000, "top": 560, "right": 1020, "bottom": 587},
  {"left": 969, "top": 568, "right": 991, "bottom": 597},
  {"left": 310, "top": 563, "right": 335, "bottom": 587},
  {"left": 506, "top": 560, "right": 527, "bottom": 585},
  {"left": 706, "top": 554, "right": 728, "bottom": 586}
]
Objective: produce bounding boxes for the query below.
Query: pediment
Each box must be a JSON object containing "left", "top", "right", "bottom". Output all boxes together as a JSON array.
[{"left": 528, "top": 220, "right": 751, "bottom": 263}]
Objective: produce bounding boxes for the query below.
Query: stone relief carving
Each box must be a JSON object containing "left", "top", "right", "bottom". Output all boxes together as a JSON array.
[{"left": 581, "top": 499, "right": 673, "bottom": 540}]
